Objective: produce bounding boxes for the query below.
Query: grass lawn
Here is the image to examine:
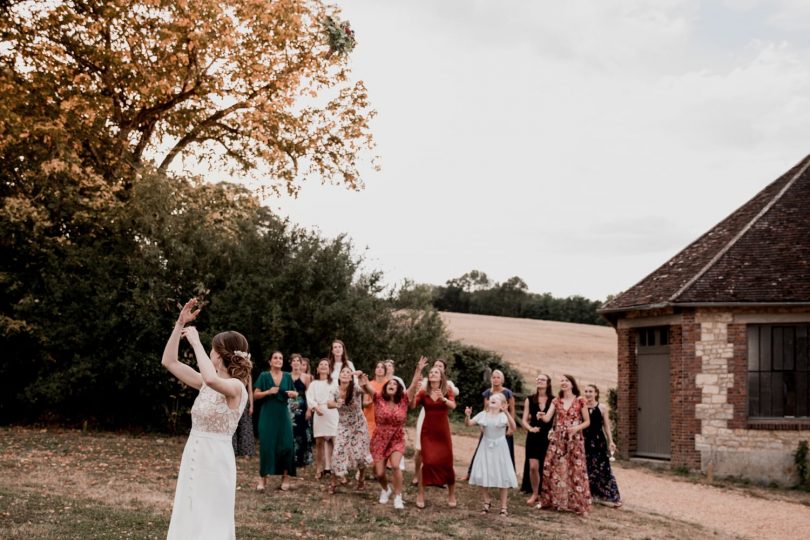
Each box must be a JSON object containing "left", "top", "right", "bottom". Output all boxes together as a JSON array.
[{"left": 0, "top": 426, "right": 719, "bottom": 539}]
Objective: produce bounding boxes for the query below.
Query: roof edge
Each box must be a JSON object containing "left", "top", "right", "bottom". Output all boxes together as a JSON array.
[
  {"left": 599, "top": 301, "right": 810, "bottom": 316},
  {"left": 667, "top": 155, "right": 810, "bottom": 303}
]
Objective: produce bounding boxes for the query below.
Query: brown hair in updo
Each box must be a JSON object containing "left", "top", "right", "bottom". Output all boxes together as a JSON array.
[{"left": 211, "top": 331, "right": 251, "bottom": 386}]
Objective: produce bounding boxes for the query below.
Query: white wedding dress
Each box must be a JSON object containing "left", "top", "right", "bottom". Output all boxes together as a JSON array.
[{"left": 167, "top": 383, "right": 247, "bottom": 540}]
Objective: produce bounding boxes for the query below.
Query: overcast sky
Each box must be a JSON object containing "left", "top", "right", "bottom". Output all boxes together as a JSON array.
[{"left": 268, "top": 0, "right": 810, "bottom": 301}]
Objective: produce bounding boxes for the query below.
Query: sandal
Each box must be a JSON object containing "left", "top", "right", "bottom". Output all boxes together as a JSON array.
[
  {"left": 481, "top": 501, "right": 491, "bottom": 514},
  {"left": 526, "top": 495, "right": 538, "bottom": 506},
  {"left": 256, "top": 483, "right": 266, "bottom": 492},
  {"left": 499, "top": 508, "right": 508, "bottom": 516}
]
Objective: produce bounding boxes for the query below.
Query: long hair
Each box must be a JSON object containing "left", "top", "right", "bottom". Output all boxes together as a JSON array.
[
  {"left": 338, "top": 365, "right": 355, "bottom": 405},
  {"left": 533, "top": 373, "right": 554, "bottom": 403},
  {"left": 558, "top": 373, "right": 581, "bottom": 398},
  {"left": 211, "top": 331, "right": 251, "bottom": 386},
  {"left": 426, "top": 367, "right": 448, "bottom": 398},
  {"left": 327, "top": 339, "right": 349, "bottom": 372},
  {"left": 381, "top": 378, "right": 405, "bottom": 404},
  {"left": 586, "top": 384, "right": 600, "bottom": 401}
]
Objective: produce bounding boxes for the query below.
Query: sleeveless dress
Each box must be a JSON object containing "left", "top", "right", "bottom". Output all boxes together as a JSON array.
[
  {"left": 468, "top": 411, "right": 518, "bottom": 488},
  {"left": 467, "top": 388, "right": 515, "bottom": 476},
  {"left": 540, "top": 396, "right": 592, "bottom": 516},
  {"left": 583, "top": 404, "right": 621, "bottom": 504},
  {"left": 167, "top": 383, "right": 247, "bottom": 540},
  {"left": 369, "top": 392, "right": 408, "bottom": 462},
  {"left": 331, "top": 384, "right": 373, "bottom": 476},
  {"left": 255, "top": 371, "right": 296, "bottom": 477},
  {"left": 415, "top": 389, "right": 455, "bottom": 487},
  {"left": 521, "top": 397, "right": 552, "bottom": 493},
  {"left": 290, "top": 377, "right": 313, "bottom": 468}
]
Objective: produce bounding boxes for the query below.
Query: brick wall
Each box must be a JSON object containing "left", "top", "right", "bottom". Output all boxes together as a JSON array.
[
  {"left": 727, "top": 323, "right": 748, "bottom": 429},
  {"left": 671, "top": 312, "right": 701, "bottom": 469},
  {"left": 616, "top": 327, "right": 636, "bottom": 458}
]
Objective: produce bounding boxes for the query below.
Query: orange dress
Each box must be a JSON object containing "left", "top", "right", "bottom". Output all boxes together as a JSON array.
[
  {"left": 415, "top": 389, "right": 455, "bottom": 487},
  {"left": 363, "top": 379, "right": 386, "bottom": 438}
]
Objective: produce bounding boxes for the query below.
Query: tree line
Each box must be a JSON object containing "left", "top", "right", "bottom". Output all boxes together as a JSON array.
[
  {"left": 0, "top": 1, "right": 521, "bottom": 431},
  {"left": 396, "top": 271, "right": 608, "bottom": 326}
]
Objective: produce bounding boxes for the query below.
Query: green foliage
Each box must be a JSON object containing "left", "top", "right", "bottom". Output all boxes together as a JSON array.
[
  {"left": 796, "top": 440, "right": 809, "bottom": 488},
  {"left": 608, "top": 387, "right": 619, "bottom": 445},
  {"left": 406, "top": 270, "right": 608, "bottom": 326},
  {"left": 0, "top": 168, "right": 447, "bottom": 431},
  {"left": 445, "top": 342, "right": 524, "bottom": 416}
]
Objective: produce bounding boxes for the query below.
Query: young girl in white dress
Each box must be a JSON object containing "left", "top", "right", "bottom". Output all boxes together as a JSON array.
[
  {"left": 464, "top": 392, "right": 518, "bottom": 516},
  {"left": 306, "top": 358, "right": 339, "bottom": 478},
  {"left": 161, "top": 299, "right": 251, "bottom": 540}
]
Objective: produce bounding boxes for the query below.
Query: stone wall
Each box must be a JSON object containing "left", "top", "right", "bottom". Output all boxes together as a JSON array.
[{"left": 693, "top": 309, "right": 809, "bottom": 486}]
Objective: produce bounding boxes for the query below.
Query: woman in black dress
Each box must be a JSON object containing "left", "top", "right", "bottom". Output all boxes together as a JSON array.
[
  {"left": 520, "top": 373, "right": 553, "bottom": 507},
  {"left": 582, "top": 384, "right": 621, "bottom": 507}
]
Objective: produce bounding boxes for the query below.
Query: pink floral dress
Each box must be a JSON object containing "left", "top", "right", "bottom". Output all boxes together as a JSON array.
[
  {"left": 369, "top": 392, "right": 408, "bottom": 462},
  {"left": 540, "top": 396, "right": 592, "bottom": 516},
  {"left": 331, "top": 384, "right": 372, "bottom": 476}
]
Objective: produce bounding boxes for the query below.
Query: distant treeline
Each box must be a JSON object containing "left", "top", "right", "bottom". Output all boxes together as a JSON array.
[{"left": 396, "top": 270, "right": 608, "bottom": 326}]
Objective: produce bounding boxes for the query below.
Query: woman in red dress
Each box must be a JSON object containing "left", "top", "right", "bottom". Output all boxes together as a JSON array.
[
  {"left": 359, "top": 370, "right": 419, "bottom": 510},
  {"left": 539, "top": 373, "right": 592, "bottom": 516},
  {"left": 410, "top": 357, "right": 457, "bottom": 509}
]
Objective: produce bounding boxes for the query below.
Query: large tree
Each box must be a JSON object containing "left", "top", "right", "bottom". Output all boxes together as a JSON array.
[{"left": 0, "top": 0, "right": 375, "bottom": 199}]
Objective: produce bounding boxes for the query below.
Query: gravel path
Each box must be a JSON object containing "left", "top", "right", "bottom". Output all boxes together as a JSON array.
[
  {"left": 615, "top": 466, "right": 810, "bottom": 539},
  {"left": 448, "top": 431, "right": 809, "bottom": 539}
]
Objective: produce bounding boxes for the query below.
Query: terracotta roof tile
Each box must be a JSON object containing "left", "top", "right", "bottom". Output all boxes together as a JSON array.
[{"left": 602, "top": 155, "right": 810, "bottom": 312}]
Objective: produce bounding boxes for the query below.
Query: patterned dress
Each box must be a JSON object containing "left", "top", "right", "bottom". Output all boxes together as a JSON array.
[
  {"left": 331, "top": 384, "right": 373, "bottom": 476},
  {"left": 231, "top": 402, "right": 255, "bottom": 457},
  {"left": 521, "top": 397, "right": 552, "bottom": 494},
  {"left": 583, "top": 404, "right": 621, "bottom": 504},
  {"left": 289, "top": 377, "right": 313, "bottom": 468},
  {"left": 168, "top": 384, "right": 247, "bottom": 540},
  {"left": 254, "top": 371, "right": 296, "bottom": 477},
  {"left": 369, "top": 392, "right": 408, "bottom": 462},
  {"left": 540, "top": 396, "right": 592, "bottom": 516},
  {"left": 415, "top": 389, "right": 455, "bottom": 487}
]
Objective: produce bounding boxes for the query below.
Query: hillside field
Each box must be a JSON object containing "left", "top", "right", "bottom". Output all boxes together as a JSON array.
[{"left": 440, "top": 312, "right": 618, "bottom": 394}]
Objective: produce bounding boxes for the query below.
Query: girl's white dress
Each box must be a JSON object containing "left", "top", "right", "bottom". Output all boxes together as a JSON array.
[
  {"left": 167, "top": 383, "right": 248, "bottom": 540},
  {"left": 468, "top": 411, "right": 518, "bottom": 489},
  {"left": 306, "top": 379, "right": 339, "bottom": 437}
]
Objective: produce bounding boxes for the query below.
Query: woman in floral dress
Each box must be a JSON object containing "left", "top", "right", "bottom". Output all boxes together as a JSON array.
[
  {"left": 583, "top": 384, "right": 622, "bottom": 507},
  {"left": 539, "top": 374, "right": 592, "bottom": 516},
  {"left": 327, "top": 365, "right": 372, "bottom": 493},
  {"left": 289, "top": 354, "right": 313, "bottom": 469}
]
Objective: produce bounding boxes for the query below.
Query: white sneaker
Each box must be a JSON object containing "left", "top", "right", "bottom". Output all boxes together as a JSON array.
[
  {"left": 393, "top": 494, "right": 404, "bottom": 510},
  {"left": 379, "top": 486, "right": 392, "bottom": 504}
]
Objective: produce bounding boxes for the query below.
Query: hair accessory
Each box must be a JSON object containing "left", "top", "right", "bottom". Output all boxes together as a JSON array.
[{"left": 234, "top": 350, "right": 251, "bottom": 360}]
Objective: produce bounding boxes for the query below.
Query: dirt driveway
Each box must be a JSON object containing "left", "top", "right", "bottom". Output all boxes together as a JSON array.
[{"left": 441, "top": 312, "right": 810, "bottom": 539}]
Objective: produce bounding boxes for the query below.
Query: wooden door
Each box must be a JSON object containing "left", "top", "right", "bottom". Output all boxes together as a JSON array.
[{"left": 636, "top": 327, "right": 671, "bottom": 459}]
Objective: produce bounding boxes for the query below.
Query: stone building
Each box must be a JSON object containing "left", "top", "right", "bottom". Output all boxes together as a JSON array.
[{"left": 600, "top": 156, "right": 810, "bottom": 485}]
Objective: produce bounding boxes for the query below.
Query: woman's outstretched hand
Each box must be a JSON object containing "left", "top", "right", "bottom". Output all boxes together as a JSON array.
[
  {"left": 181, "top": 326, "right": 202, "bottom": 346},
  {"left": 177, "top": 298, "right": 202, "bottom": 326}
]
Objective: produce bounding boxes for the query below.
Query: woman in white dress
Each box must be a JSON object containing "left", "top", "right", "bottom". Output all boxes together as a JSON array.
[
  {"left": 464, "top": 392, "right": 518, "bottom": 516},
  {"left": 306, "top": 358, "right": 339, "bottom": 478},
  {"left": 162, "top": 298, "right": 251, "bottom": 540}
]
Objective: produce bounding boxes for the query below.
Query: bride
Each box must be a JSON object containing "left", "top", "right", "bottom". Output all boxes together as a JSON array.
[{"left": 161, "top": 298, "right": 252, "bottom": 539}]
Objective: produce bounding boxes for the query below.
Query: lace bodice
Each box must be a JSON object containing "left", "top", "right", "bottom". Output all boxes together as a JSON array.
[{"left": 190, "top": 383, "right": 247, "bottom": 435}]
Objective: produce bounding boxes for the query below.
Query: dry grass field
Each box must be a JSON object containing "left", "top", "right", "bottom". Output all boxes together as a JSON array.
[{"left": 440, "top": 312, "right": 617, "bottom": 393}]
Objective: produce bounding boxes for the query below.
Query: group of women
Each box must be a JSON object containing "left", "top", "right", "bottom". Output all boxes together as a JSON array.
[{"left": 162, "top": 299, "right": 621, "bottom": 538}]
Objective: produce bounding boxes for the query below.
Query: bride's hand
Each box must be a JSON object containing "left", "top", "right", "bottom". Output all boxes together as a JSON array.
[
  {"left": 177, "top": 298, "right": 202, "bottom": 326},
  {"left": 181, "top": 326, "right": 201, "bottom": 346}
]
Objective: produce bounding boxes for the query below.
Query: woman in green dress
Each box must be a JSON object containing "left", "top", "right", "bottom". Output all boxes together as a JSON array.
[{"left": 254, "top": 351, "right": 297, "bottom": 491}]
